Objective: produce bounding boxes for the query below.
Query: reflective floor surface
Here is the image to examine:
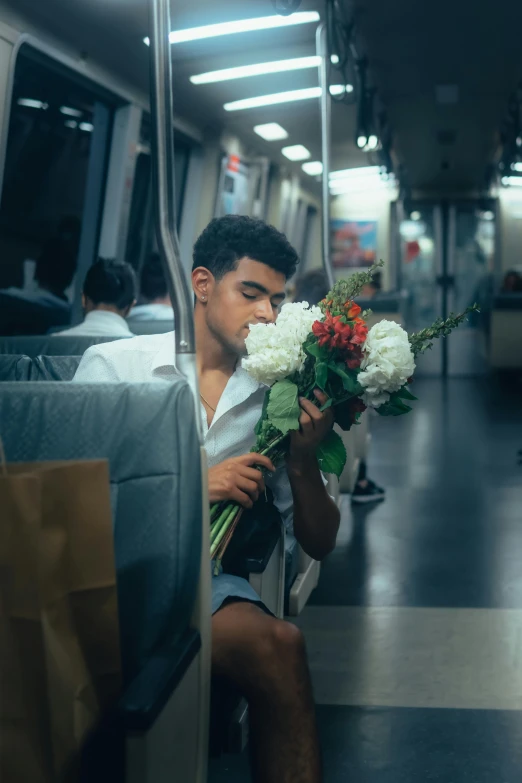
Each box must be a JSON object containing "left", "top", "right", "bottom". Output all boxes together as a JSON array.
[{"left": 209, "top": 376, "right": 522, "bottom": 782}]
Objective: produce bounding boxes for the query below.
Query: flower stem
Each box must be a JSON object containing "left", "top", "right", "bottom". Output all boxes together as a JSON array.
[{"left": 210, "top": 505, "right": 239, "bottom": 558}]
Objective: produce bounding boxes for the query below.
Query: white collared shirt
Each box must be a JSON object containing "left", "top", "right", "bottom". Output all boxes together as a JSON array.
[
  {"left": 53, "top": 310, "right": 134, "bottom": 338},
  {"left": 127, "top": 303, "right": 174, "bottom": 323},
  {"left": 73, "top": 332, "right": 295, "bottom": 529}
]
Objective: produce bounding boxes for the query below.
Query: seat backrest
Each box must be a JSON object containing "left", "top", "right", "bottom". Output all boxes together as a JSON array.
[
  {"left": 0, "top": 381, "right": 202, "bottom": 684},
  {"left": 0, "top": 335, "right": 127, "bottom": 357},
  {"left": 0, "top": 355, "right": 82, "bottom": 381},
  {"left": 0, "top": 354, "right": 32, "bottom": 380},
  {"left": 30, "top": 355, "right": 81, "bottom": 380},
  {"left": 129, "top": 320, "right": 174, "bottom": 336}
]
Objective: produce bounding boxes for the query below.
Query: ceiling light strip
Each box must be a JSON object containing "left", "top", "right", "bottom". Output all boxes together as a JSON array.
[{"left": 144, "top": 11, "right": 320, "bottom": 45}]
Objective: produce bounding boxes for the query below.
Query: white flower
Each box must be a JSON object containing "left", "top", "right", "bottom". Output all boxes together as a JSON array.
[
  {"left": 242, "top": 301, "right": 322, "bottom": 386},
  {"left": 358, "top": 320, "right": 415, "bottom": 408}
]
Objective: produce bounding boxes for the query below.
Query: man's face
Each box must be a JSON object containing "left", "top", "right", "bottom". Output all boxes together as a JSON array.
[{"left": 204, "top": 257, "right": 286, "bottom": 356}]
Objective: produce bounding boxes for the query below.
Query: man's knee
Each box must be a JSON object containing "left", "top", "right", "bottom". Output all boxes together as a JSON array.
[
  {"left": 252, "top": 619, "right": 308, "bottom": 687},
  {"left": 267, "top": 619, "right": 306, "bottom": 663}
]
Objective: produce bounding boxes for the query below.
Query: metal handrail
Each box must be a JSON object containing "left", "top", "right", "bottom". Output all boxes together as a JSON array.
[
  {"left": 316, "top": 22, "right": 335, "bottom": 289},
  {"left": 148, "top": 0, "right": 201, "bottom": 436}
]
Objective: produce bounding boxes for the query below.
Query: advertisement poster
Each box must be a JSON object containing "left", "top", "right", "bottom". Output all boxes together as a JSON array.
[
  {"left": 216, "top": 154, "right": 251, "bottom": 217},
  {"left": 330, "top": 219, "right": 378, "bottom": 268}
]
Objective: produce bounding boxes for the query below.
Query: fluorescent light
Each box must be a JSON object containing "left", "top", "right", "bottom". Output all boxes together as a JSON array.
[
  {"left": 329, "top": 83, "right": 353, "bottom": 95},
  {"left": 302, "top": 161, "right": 323, "bottom": 176},
  {"left": 254, "top": 123, "right": 288, "bottom": 141},
  {"left": 502, "top": 176, "right": 522, "bottom": 187},
  {"left": 282, "top": 144, "right": 310, "bottom": 162},
  {"left": 356, "top": 134, "right": 368, "bottom": 149},
  {"left": 331, "top": 54, "right": 340, "bottom": 64},
  {"left": 481, "top": 210, "right": 494, "bottom": 221},
  {"left": 191, "top": 56, "right": 320, "bottom": 85},
  {"left": 329, "top": 170, "right": 396, "bottom": 195},
  {"left": 225, "top": 86, "right": 320, "bottom": 111},
  {"left": 330, "top": 179, "right": 395, "bottom": 195},
  {"left": 224, "top": 84, "right": 349, "bottom": 112},
  {"left": 60, "top": 106, "right": 82, "bottom": 118},
  {"left": 330, "top": 166, "right": 382, "bottom": 181},
  {"left": 511, "top": 162, "right": 522, "bottom": 172},
  {"left": 64, "top": 120, "right": 78, "bottom": 129},
  {"left": 410, "top": 211, "right": 422, "bottom": 221},
  {"left": 366, "top": 135, "right": 379, "bottom": 150},
  {"left": 144, "top": 11, "right": 320, "bottom": 45},
  {"left": 17, "top": 98, "right": 48, "bottom": 110},
  {"left": 79, "top": 122, "right": 94, "bottom": 132}
]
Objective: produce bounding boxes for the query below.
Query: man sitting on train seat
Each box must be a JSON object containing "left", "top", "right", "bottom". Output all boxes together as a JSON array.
[
  {"left": 74, "top": 215, "right": 340, "bottom": 783},
  {"left": 127, "top": 251, "right": 174, "bottom": 324},
  {"left": 54, "top": 258, "right": 137, "bottom": 338}
]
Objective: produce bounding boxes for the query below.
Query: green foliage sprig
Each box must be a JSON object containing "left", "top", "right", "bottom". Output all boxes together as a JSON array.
[{"left": 408, "top": 304, "right": 480, "bottom": 356}]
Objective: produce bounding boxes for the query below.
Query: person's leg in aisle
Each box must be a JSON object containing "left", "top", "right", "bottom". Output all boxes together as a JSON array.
[
  {"left": 351, "top": 460, "right": 386, "bottom": 503},
  {"left": 212, "top": 600, "right": 321, "bottom": 783}
]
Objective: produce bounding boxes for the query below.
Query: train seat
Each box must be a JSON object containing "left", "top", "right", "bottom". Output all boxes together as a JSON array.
[
  {"left": 0, "top": 380, "right": 209, "bottom": 783},
  {"left": 0, "top": 353, "right": 81, "bottom": 381},
  {"left": 0, "top": 334, "right": 127, "bottom": 357}
]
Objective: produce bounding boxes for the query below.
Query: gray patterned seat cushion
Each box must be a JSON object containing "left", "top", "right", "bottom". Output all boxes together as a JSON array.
[{"left": 0, "top": 381, "right": 202, "bottom": 683}]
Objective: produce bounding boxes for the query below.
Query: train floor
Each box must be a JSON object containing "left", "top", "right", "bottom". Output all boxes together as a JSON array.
[{"left": 208, "top": 375, "right": 522, "bottom": 782}]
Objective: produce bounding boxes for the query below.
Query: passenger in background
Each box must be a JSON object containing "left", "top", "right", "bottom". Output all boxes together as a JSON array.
[
  {"left": 127, "top": 252, "right": 174, "bottom": 324},
  {"left": 75, "top": 216, "right": 340, "bottom": 783},
  {"left": 359, "top": 270, "right": 382, "bottom": 299},
  {"left": 53, "top": 258, "right": 136, "bottom": 337},
  {"left": 501, "top": 269, "right": 522, "bottom": 292},
  {"left": 294, "top": 269, "right": 386, "bottom": 505}
]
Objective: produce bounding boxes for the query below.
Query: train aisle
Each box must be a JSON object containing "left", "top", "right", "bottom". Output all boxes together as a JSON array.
[{"left": 209, "top": 375, "right": 522, "bottom": 782}]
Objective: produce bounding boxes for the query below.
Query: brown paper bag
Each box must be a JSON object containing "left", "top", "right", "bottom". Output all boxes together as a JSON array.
[{"left": 0, "top": 459, "right": 122, "bottom": 783}]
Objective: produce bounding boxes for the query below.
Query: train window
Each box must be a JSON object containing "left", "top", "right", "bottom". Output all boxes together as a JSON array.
[
  {"left": 0, "top": 45, "right": 115, "bottom": 334},
  {"left": 125, "top": 114, "right": 191, "bottom": 274}
]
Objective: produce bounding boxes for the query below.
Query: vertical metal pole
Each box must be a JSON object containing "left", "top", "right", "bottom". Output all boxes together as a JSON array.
[
  {"left": 316, "top": 23, "right": 335, "bottom": 289},
  {"left": 148, "top": 0, "right": 200, "bottom": 426}
]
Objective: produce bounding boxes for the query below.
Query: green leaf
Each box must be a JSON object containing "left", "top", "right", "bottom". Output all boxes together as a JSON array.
[
  {"left": 315, "top": 430, "right": 347, "bottom": 479},
  {"left": 304, "top": 340, "right": 322, "bottom": 359},
  {"left": 315, "top": 362, "right": 329, "bottom": 392},
  {"left": 396, "top": 386, "right": 417, "bottom": 401},
  {"left": 266, "top": 379, "right": 301, "bottom": 436},
  {"left": 330, "top": 363, "right": 362, "bottom": 395},
  {"left": 376, "top": 393, "right": 412, "bottom": 417}
]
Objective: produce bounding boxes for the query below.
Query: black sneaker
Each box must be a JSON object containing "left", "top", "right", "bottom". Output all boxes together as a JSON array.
[{"left": 351, "top": 478, "right": 386, "bottom": 504}]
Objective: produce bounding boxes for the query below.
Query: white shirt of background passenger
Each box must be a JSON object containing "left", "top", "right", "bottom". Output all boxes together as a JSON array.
[
  {"left": 73, "top": 331, "right": 296, "bottom": 530},
  {"left": 54, "top": 309, "right": 134, "bottom": 338}
]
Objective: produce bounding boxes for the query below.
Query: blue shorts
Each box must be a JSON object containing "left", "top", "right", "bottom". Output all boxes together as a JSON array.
[{"left": 211, "top": 568, "right": 272, "bottom": 616}]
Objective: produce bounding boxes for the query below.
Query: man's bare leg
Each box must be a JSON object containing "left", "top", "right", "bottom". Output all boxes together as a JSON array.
[{"left": 212, "top": 601, "right": 321, "bottom": 783}]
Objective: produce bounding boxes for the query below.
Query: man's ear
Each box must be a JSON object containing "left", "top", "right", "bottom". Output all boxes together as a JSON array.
[{"left": 192, "top": 266, "right": 214, "bottom": 304}]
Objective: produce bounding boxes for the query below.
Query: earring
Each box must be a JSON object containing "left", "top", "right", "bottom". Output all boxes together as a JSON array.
[{"left": 201, "top": 296, "right": 206, "bottom": 301}]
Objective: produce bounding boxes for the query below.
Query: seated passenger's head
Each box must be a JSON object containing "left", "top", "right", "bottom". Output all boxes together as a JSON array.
[
  {"left": 82, "top": 258, "right": 137, "bottom": 317},
  {"left": 35, "top": 243, "right": 76, "bottom": 299},
  {"left": 139, "top": 252, "right": 170, "bottom": 305},
  {"left": 293, "top": 270, "right": 328, "bottom": 306},
  {"left": 502, "top": 270, "right": 522, "bottom": 292},
  {"left": 191, "top": 215, "right": 298, "bottom": 355}
]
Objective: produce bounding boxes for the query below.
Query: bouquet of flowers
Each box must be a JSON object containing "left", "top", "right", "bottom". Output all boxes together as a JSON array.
[{"left": 210, "top": 262, "right": 478, "bottom": 567}]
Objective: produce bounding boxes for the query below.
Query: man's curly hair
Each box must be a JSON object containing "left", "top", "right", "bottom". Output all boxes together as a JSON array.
[{"left": 192, "top": 215, "right": 298, "bottom": 281}]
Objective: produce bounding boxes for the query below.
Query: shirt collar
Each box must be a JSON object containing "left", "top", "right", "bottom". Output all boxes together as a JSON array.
[
  {"left": 151, "top": 331, "right": 264, "bottom": 406},
  {"left": 85, "top": 310, "right": 132, "bottom": 331}
]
